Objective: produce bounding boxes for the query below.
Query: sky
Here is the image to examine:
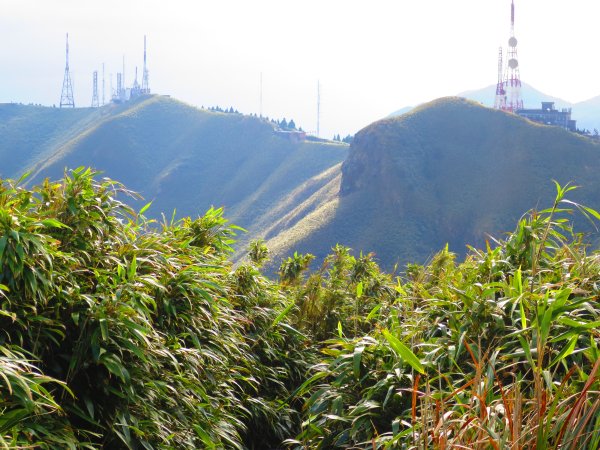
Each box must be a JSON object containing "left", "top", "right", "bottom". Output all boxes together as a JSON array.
[{"left": 1, "top": 0, "right": 600, "bottom": 138}]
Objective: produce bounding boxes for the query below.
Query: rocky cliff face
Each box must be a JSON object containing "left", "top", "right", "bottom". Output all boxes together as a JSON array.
[{"left": 340, "top": 120, "right": 399, "bottom": 196}]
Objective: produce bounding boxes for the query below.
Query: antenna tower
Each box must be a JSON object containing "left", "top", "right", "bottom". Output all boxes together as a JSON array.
[
  {"left": 102, "top": 63, "right": 105, "bottom": 105},
  {"left": 317, "top": 80, "right": 321, "bottom": 138},
  {"left": 91, "top": 70, "right": 99, "bottom": 107},
  {"left": 494, "top": 48, "right": 506, "bottom": 110},
  {"left": 132, "top": 67, "right": 140, "bottom": 96},
  {"left": 142, "top": 36, "right": 150, "bottom": 94},
  {"left": 116, "top": 73, "right": 123, "bottom": 101},
  {"left": 504, "top": 0, "right": 523, "bottom": 111},
  {"left": 60, "top": 33, "right": 75, "bottom": 108}
]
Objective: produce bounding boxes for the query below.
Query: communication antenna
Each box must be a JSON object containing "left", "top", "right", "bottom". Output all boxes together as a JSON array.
[
  {"left": 117, "top": 73, "right": 123, "bottom": 99},
  {"left": 59, "top": 33, "right": 75, "bottom": 108},
  {"left": 504, "top": 0, "right": 523, "bottom": 111},
  {"left": 134, "top": 67, "right": 139, "bottom": 87},
  {"left": 91, "top": 70, "right": 99, "bottom": 107},
  {"left": 102, "top": 63, "right": 105, "bottom": 105},
  {"left": 142, "top": 35, "right": 150, "bottom": 94},
  {"left": 122, "top": 55, "right": 126, "bottom": 91},
  {"left": 493, "top": 48, "right": 506, "bottom": 110},
  {"left": 132, "top": 67, "right": 140, "bottom": 95},
  {"left": 317, "top": 80, "right": 321, "bottom": 138}
]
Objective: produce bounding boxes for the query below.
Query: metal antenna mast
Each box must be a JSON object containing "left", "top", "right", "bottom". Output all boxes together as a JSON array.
[
  {"left": 116, "top": 73, "right": 123, "bottom": 100},
  {"left": 102, "top": 63, "right": 105, "bottom": 105},
  {"left": 132, "top": 66, "right": 140, "bottom": 95},
  {"left": 317, "top": 80, "right": 321, "bottom": 138},
  {"left": 91, "top": 70, "right": 99, "bottom": 107},
  {"left": 60, "top": 33, "right": 75, "bottom": 108},
  {"left": 494, "top": 47, "right": 506, "bottom": 110},
  {"left": 142, "top": 35, "right": 150, "bottom": 94},
  {"left": 504, "top": 0, "right": 523, "bottom": 111}
]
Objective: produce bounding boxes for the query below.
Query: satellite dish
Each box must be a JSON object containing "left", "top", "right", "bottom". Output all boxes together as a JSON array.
[
  {"left": 509, "top": 37, "right": 518, "bottom": 47},
  {"left": 509, "top": 58, "right": 519, "bottom": 69}
]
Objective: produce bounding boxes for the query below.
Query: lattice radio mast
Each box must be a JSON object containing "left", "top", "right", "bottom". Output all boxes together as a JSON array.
[
  {"left": 134, "top": 67, "right": 140, "bottom": 88},
  {"left": 142, "top": 35, "right": 150, "bottom": 94},
  {"left": 494, "top": 48, "right": 506, "bottom": 110},
  {"left": 60, "top": 33, "right": 75, "bottom": 108},
  {"left": 504, "top": 0, "right": 523, "bottom": 111},
  {"left": 91, "top": 70, "right": 99, "bottom": 107},
  {"left": 102, "top": 63, "right": 105, "bottom": 105}
]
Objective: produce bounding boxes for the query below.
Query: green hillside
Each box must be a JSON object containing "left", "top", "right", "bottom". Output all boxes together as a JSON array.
[
  {"left": 0, "top": 103, "right": 102, "bottom": 178},
  {"left": 267, "top": 97, "right": 600, "bottom": 268},
  {"left": 1, "top": 96, "right": 347, "bottom": 249}
]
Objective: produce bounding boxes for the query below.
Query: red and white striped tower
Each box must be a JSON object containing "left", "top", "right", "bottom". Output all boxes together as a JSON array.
[
  {"left": 504, "top": 0, "right": 523, "bottom": 112},
  {"left": 494, "top": 47, "right": 507, "bottom": 110}
]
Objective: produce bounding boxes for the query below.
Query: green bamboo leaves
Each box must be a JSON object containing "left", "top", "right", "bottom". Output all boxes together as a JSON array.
[
  {"left": 1, "top": 171, "right": 599, "bottom": 449},
  {"left": 0, "top": 169, "right": 310, "bottom": 449},
  {"left": 290, "top": 182, "right": 600, "bottom": 449},
  {"left": 381, "top": 329, "right": 425, "bottom": 375}
]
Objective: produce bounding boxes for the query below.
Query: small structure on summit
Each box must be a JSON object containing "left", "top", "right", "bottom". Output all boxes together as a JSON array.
[
  {"left": 517, "top": 102, "right": 577, "bottom": 131},
  {"left": 274, "top": 129, "right": 306, "bottom": 142}
]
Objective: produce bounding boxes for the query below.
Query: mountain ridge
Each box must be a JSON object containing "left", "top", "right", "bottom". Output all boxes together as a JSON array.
[
  {"left": 266, "top": 97, "right": 600, "bottom": 269},
  {"left": 5, "top": 94, "right": 600, "bottom": 271},
  {"left": 1, "top": 96, "right": 348, "bottom": 253}
]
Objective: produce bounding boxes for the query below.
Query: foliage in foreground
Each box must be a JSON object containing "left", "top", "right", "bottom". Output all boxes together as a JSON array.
[
  {"left": 0, "top": 168, "right": 309, "bottom": 449},
  {"left": 0, "top": 170, "right": 599, "bottom": 449},
  {"left": 286, "top": 182, "right": 600, "bottom": 449}
]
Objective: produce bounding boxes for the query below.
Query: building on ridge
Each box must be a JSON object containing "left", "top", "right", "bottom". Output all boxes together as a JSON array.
[{"left": 517, "top": 102, "right": 577, "bottom": 131}]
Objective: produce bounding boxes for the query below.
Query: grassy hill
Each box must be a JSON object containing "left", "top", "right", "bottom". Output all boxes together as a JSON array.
[
  {"left": 1, "top": 96, "right": 347, "bottom": 250},
  {"left": 267, "top": 97, "right": 600, "bottom": 269},
  {"left": 0, "top": 103, "right": 103, "bottom": 178},
  {"left": 6, "top": 95, "right": 600, "bottom": 271}
]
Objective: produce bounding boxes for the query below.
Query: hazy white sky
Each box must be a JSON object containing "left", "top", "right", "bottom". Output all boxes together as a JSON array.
[{"left": 1, "top": 0, "right": 599, "bottom": 137}]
